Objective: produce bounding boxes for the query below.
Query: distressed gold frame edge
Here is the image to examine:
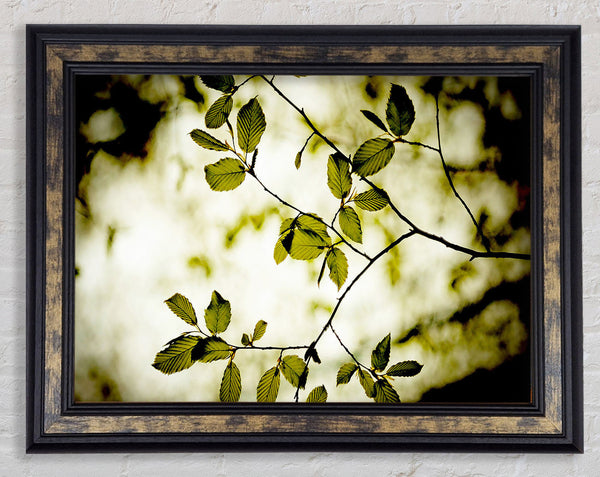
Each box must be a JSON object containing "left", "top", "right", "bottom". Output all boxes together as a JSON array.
[{"left": 26, "top": 25, "right": 582, "bottom": 453}]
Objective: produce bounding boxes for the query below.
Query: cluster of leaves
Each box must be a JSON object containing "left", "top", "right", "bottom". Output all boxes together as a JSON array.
[
  {"left": 355, "top": 84, "right": 415, "bottom": 174},
  {"left": 336, "top": 334, "right": 423, "bottom": 403},
  {"left": 272, "top": 83, "right": 416, "bottom": 290},
  {"left": 152, "top": 291, "right": 329, "bottom": 403},
  {"left": 153, "top": 75, "right": 424, "bottom": 403},
  {"left": 153, "top": 291, "right": 419, "bottom": 403},
  {"left": 281, "top": 85, "right": 414, "bottom": 286},
  {"left": 189, "top": 75, "right": 414, "bottom": 292},
  {"left": 190, "top": 75, "right": 266, "bottom": 192},
  {"left": 152, "top": 291, "right": 240, "bottom": 401}
]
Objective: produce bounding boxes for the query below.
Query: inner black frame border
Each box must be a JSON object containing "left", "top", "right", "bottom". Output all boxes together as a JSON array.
[{"left": 64, "top": 63, "right": 542, "bottom": 416}]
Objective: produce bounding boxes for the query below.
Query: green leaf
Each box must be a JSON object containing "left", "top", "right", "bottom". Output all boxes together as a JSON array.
[
  {"left": 252, "top": 320, "right": 268, "bottom": 341},
  {"left": 190, "top": 129, "right": 229, "bottom": 151},
  {"left": 306, "top": 385, "right": 328, "bottom": 403},
  {"left": 280, "top": 355, "right": 308, "bottom": 389},
  {"left": 191, "top": 336, "right": 231, "bottom": 362},
  {"left": 152, "top": 335, "right": 201, "bottom": 375},
  {"left": 294, "top": 134, "right": 314, "bottom": 169},
  {"left": 164, "top": 293, "right": 197, "bottom": 326},
  {"left": 338, "top": 206, "right": 362, "bottom": 244},
  {"left": 241, "top": 333, "right": 251, "bottom": 346},
  {"left": 276, "top": 214, "right": 330, "bottom": 263},
  {"left": 204, "top": 291, "right": 232, "bottom": 334},
  {"left": 237, "top": 98, "right": 266, "bottom": 153},
  {"left": 200, "top": 75, "right": 235, "bottom": 93},
  {"left": 274, "top": 231, "right": 290, "bottom": 264},
  {"left": 352, "top": 138, "right": 395, "bottom": 177},
  {"left": 204, "top": 158, "right": 246, "bottom": 192},
  {"left": 371, "top": 334, "right": 391, "bottom": 371},
  {"left": 316, "top": 255, "right": 327, "bottom": 287},
  {"left": 327, "top": 152, "right": 352, "bottom": 200},
  {"left": 280, "top": 215, "right": 330, "bottom": 244},
  {"left": 336, "top": 362, "right": 358, "bottom": 385},
  {"left": 374, "top": 379, "right": 400, "bottom": 403},
  {"left": 358, "top": 369, "right": 376, "bottom": 398},
  {"left": 304, "top": 346, "right": 321, "bottom": 364},
  {"left": 326, "top": 248, "right": 348, "bottom": 290},
  {"left": 279, "top": 218, "right": 295, "bottom": 235},
  {"left": 287, "top": 229, "right": 328, "bottom": 261},
  {"left": 385, "top": 360, "right": 423, "bottom": 377},
  {"left": 296, "top": 214, "right": 331, "bottom": 245},
  {"left": 281, "top": 230, "right": 294, "bottom": 253},
  {"left": 300, "top": 368, "right": 309, "bottom": 389},
  {"left": 257, "top": 366, "right": 280, "bottom": 402},
  {"left": 386, "top": 84, "right": 415, "bottom": 137},
  {"left": 219, "top": 361, "right": 242, "bottom": 402},
  {"left": 205, "top": 95, "right": 233, "bottom": 129},
  {"left": 360, "top": 110, "right": 389, "bottom": 133},
  {"left": 353, "top": 188, "right": 390, "bottom": 211}
]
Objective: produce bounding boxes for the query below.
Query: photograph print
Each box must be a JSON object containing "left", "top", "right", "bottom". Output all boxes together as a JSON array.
[{"left": 73, "top": 73, "right": 532, "bottom": 404}]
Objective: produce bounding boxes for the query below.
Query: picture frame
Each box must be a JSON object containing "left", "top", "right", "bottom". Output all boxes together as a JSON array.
[{"left": 26, "top": 25, "right": 582, "bottom": 452}]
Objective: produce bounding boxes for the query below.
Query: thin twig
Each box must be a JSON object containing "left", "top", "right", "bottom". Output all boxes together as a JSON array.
[
  {"left": 193, "top": 327, "right": 309, "bottom": 352},
  {"left": 194, "top": 324, "right": 210, "bottom": 338},
  {"left": 394, "top": 137, "right": 438, "bottom": 153},
  {"left": 235, "top": 75, "right": 257, "bottom": 89},
  {"left": 233, "top": 344, "right": 310, "bottom": 351},
  {"left": 225, "top": 118, "right": 237, "bottom": 155},
  {"left": 329, "top": 323, "right": 370, "bottom": 371},
  {"left": 260, "top": 75, "right": 344, "bottom": 157},
  {"left": 433, "top": 95, "right": 491, "bottom": 251},
  {"left": 299, "top": 132, "right": 315, "bottom": 154}
]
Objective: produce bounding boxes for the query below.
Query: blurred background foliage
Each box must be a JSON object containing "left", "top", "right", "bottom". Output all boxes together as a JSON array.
[{"left": 74, "top": 74, "right": 530, "bottom": 403}]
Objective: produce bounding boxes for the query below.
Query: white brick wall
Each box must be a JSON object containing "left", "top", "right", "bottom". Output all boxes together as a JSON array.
[{"left": 1, "top": 1, "right": 596, "bottom": 474}]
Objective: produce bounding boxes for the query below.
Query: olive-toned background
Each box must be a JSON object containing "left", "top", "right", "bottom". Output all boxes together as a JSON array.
[
  {"left": 73, "top": 74, "right": 531, "bottom": 405},
  {"left": 2, "top": 0, "right": 596, "bottom": 475}
]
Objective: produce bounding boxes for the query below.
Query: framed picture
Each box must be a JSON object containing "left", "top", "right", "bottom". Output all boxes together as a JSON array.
[{"left": 26, "top": 25, "right": 582, "bottom": 452}]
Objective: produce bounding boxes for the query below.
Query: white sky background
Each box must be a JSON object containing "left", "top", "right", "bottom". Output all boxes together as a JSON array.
[{"left": 75, "top": 75, "right": 531, "bottom": 403}]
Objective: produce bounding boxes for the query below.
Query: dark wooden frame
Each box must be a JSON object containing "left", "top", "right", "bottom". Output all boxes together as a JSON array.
[{"left": 26, "top": 25, "right": 582, "bottom": 453}]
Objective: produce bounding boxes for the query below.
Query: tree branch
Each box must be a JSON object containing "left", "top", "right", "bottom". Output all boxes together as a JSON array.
[
  {"left": 260, "top": 75, "right": 344, "bottom": 157},
  {"left": 433, "top": 95, "right": 491, "bottom": 251},
  {"left": 180, "top": 75, "right": 530, "bottom": 403},
  {"left": 260, "top": 75, "right": 530, "bottom": 262},
  {"left": 293, "top": 230, "right": 417, "bottom": 401},
  {"left": 233, "top": 344, "right": 310, "bottom": 351},
  {"left": 329, "top": 323, "right": 371, "bottom": 372},
  {"left": 359, "top": 178, "right": 529, "bottom": 260},
  {"left": 192, "top": 326, "right": 310, "bottom": 352},
  {"left": 394, "top": 137, "right": 438, "bottom": 153}
]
